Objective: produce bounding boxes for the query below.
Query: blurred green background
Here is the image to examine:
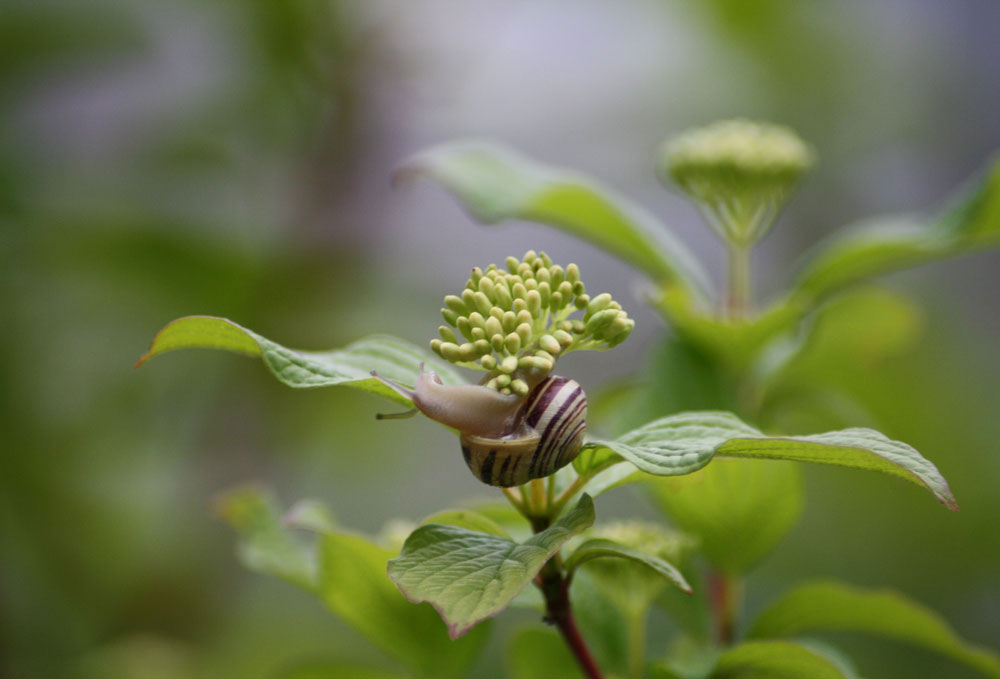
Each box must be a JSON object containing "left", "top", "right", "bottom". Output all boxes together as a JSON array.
[{"left": 1, "top": 1, "right": 998, "bottom": 678}]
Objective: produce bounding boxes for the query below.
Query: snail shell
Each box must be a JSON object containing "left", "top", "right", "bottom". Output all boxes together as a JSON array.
[{"left": 371, "top": 367, "right": 587, "bottom": 487}]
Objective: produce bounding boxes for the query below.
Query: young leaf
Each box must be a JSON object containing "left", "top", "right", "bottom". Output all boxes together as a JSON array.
[
  {"left": 710, "top": 640, "right": 851, "bottom": 679},
  {"left": 790, "top": 155, "right": 1000, "bottom": 304},
  {"left": 136, "top": 316, "right": 466, "bottom": 406},
  {"left": 387, "top": 495, "right": 596, "bottom": 638},
  {"left": 419, "top": 509, "right": 512, "bottom": 539},
  {"left": 396, "top": 140, "right": 711, "bottom": 296},
  {"left": 748, "top": 580, "right": 1000, "bottom": 678},
  {"left": 585, "top": 411, "right": 956, "bottom": 510},
  {"left": 564, "top": 538, "right": 691, "bottom": 594}
]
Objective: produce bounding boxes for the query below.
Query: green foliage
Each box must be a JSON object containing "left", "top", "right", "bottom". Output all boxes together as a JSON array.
[
  {"left": 217, "top": 487, "right": 488, "bottom": 679},
  {"left": 564, "top": 538, "right": 691, "bottom": 594},
  {"left": 387, "top": 495, "right": 595, "bottom": 638},
  {"left": 645, "top": 460, "right": 803, "bottom": 574},
  {"left": 137, "top": 315, "right": 465, "bottom": 405},
  {"left": 709, "top": 640, "right": 852, "bottom": 679},
  {"left": 585, "top": 411, "right": 955, "bottom": 509},
  {"left": 748, "top": 580, "right": 1000, "bottom": 677},
  {"left": 396, "top": 140, "right": 711, "bottom": 296}
]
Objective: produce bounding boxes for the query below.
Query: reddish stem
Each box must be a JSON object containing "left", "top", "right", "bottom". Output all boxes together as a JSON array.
[{"left": 539, "top": 565, "right": 603, "bottom": 679}]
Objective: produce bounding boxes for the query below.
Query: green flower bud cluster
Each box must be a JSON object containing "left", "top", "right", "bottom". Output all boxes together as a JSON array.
[
  {"left": 657, "top": 119, "right": 814, "bottom": 246},
  {"left": 430, "top": 250, "right": 635, "bottom": 395}
]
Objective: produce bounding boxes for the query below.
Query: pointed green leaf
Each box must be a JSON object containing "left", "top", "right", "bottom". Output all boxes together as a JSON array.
[
  {"left": 791, "top": 156, "right": 1000, "bottom": 303},
  {"left": 565, "top": 538, "right": 691, "bottom": 594},
  {"left": 748, "top": 580, "right": 1000, "bottom": 678},
  {"left": 588, "top": 411, "right": 956, "bottom": 510},
  {"left": 711, "top": 640, "right": 850, "bottom": 679},
  {"left": 136, "top": 316, "right": 466, "bottom": 406},
  {"left": 387, "top": 495, "right": 596, "bottom": 638},
  {"left": 645, "top": 459, "right": 803, "bottom": 574},
  {"left": 396, "top": 140, "right": 711, "bottom": 295}
]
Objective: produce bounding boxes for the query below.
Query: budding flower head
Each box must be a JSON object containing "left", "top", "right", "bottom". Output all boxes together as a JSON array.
[
  {"left": 431, "top": 251, "right": 635, "bottom": 393},
  {"left": 658, "top": 119, "right": 814, "bottom": 246}
]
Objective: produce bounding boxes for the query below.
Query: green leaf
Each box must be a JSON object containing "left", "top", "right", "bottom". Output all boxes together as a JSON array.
[
  {"left": 387, "top": 495, "right": 596, "bottom": 638},
  {"left": 215, "top": 486, "right": 316, "bottom": 590},
  {"left": 790, "top": 156, "right": 1000, "bottom": 303},
  {"left": 136, "top": 315, "right": 466, "bottom": 406},
  {"left": 564, "top": 538, "right": 691, "bottom": 594},
  {"left": 396, "top": 140, "right": 711, "bottom": 295},
  {"left": 218, "top": 487, "right": 487, "bottom": 679},
  {"left": 711, "top": 640, "right": 850, "bottom": 679},
  {"left": 748, "top": 580, "right": 1000, "bottom": 678},
  {"left": 278, "top": 664, "right": 407, "bottom": 679},
  {"left": 420, "top": 509, "right": 512, "bottom": 539},
  {"left": 645, "top": 459, "right": 803, "bottom": 573},
  {"left": 588, "top": 411, "right": 956, "bottom": 510}
]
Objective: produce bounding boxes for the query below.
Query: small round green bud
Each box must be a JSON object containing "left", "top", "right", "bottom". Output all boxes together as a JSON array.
[
  {"left": 566, "top": 263, "right": 580, "bottom": 284},
  {"left": 512, "top": 282, "right": 528, "bottom": 300},
  {"left": 495, "top": 373, "right": 511, "bottom": 388},
  {"left": 500, "top": 387, "right": 512, "bottom": 395},
  {"left": 430, "top": 338, "right": 443, "bottom": 356},
  {"left": 490, "top": 307, "right": 504, "bottom": 321},
  {"left": 490, "top": 333, "right": 505, "bottom": 353},
  {"left": 494, "top": 280, "right": 513, "bottom": 309},
  {"left": 505, "top": 256, "right": 520, "bottom": 273},
  {"left": 473, "top": 339, "right": 492, "bottom": 355},
  {"left": 441, "top": 308, "right": 459, "bottom": 326},
  {"left": 504, "top": 332, "right": 521, "bottom": 355},
  {"left": 553, "top": 329, "right": 574, "bottom": 347},
  {"left": 469, "top": 267, "right": 484, "bottom": 288},
  {"left": 444, "top": 295, "right": 468, "bottom": 316},
  {"left": 539, "top": 251, "right": 552, "bottom": 267},
  {"left": 486, "top": 377, "right": 499, "bottom": 390},
  {"left": 480, "top": 354, "right": 497, "bottom": 370},
  {"left": 516, "top": 322, "right": 533, "bottom": 345},
  {"left": 523, "top": 249, "right": 537, "bottom": 265},
  {"left": 585, "top": 308, "right": 619, "bottom": 335},
  {"left": 524, "top": 278, "right": 538, "bottom": 292},
  {"left": 549, "top": 265, "right": 564, "bottom": 288},
  {"left": 485, "top": 316, "right": 504, "bottom": 338},
  {"left": 456, "top": 317, "right": 474, "bottom": 341},
  {"left": 468, "top": 311, "right": 486, "bottom": 329},
  {"left": 473, "top": 291, "right": 493, "bottom": 317},
  {"left": 517, "top": 262, "right": 533, "bottom": 279},
  {"left": 534, "top": 349, "right": 554, "bottom": 363},
  {"left": 502, "top": 311, "right": 517, "bottom": 333},
  {"left": 550, "top": 291, "right": 563, "bottom": 309},
  {"left": 534, "top": 357, "right": 554, "bottom": 373},
  {"left": 470, "top": 327, "right": 485, "bottom": 341},
  {"left": 500, "top": 355, "right": 518, "bottom": 374},
  {"left": 526, "top": 289, "right": 542, "bottom": 315},
  {"left": 478, "top": 276, "right": 496, "bottom": 300},
  {"left": 513, "top": 298, "right": 528, "bottom": 314},
  {"left": 440, "top": 342, "right": 462, "bottom": 362},
  {"left": 587, "top": 293, "right": 613, "bottom": 317},
  {"left": 538, "top": 281, "right": 551, "bottom": 308},
  {"left": 536, "top": 267, "right": 551, "bottom": 284},
  {"left": 459, "top": 343, "right": 477, "bottom": 361},
  {"left": 516, "top": 309, "right": 534, "bottom": 327},
  {"left": 557, "top": 281, "right": 574, "bottom": 300},
  {"left": 571, "top": 320, "right": 585, "bottom": 334},
  {"left": 510, "top": 379, "right": 530, "bottom": 397},
  {"left": 574, "top": 293, "right": 590, "bottom": 310},
  {"left": 539, "top": 334, "right": 561, "bottom": 355},
  {"left": 573, "top": 281, "right": 585, "bottom": 296},
  {"left": 439, "top": 326, "right": 458, "bottom": 343}
]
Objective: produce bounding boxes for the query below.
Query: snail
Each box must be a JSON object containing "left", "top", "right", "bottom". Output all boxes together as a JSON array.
[{"left": 371, "top": 365, "right": 587, "bottom": 487}]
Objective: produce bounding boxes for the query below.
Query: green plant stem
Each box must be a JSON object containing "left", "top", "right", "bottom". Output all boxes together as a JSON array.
[
  {"left": 534, "top": 516, "right": 604, "bottom": 679},
  {"left": 550, "top": 473, "right": 590, "bottom": 516},
  {"left": 727, "top": 241, "right": 751, "bottom": 319},
  {"left": 626, "top": 610, "right": 646, "bottom": 679},
  {"left": 708, "top": 571, "right": 743, "bottom": 644}
]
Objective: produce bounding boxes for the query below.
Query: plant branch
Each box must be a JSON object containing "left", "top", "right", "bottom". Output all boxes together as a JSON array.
[{"left": 538, "top": 556, "right": 604, "bottom": 679}]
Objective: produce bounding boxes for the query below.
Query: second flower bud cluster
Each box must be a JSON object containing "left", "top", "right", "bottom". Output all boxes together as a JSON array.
[{"left": 431, "top": 251, "right": 634, "bottom": 395}]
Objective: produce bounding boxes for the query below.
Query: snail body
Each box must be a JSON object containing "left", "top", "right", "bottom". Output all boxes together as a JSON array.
[{"left": 371, "top": 367, "right": 587, "bottom": 487}]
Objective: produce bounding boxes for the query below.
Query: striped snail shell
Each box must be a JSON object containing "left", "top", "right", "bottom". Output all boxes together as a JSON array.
[{"left": 370, "top": 366, "right": 587, "bottom": 488}]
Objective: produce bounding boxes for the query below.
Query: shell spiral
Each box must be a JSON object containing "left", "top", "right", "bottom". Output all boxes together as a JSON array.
[{"left": 460, "top": 375, "right": 587, "bottom": 487}]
